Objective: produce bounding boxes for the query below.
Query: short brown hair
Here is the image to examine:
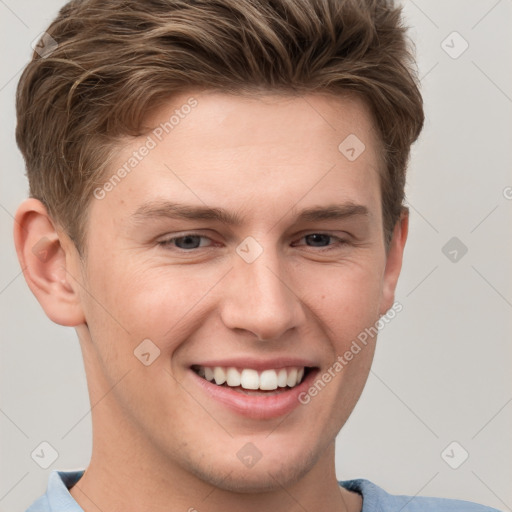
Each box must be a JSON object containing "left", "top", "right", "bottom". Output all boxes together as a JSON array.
[{"left": 16, "top": 0, "right": 424, "bottom": 254}]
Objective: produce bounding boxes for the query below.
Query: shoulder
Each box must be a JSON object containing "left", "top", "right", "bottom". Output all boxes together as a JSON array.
[{"left": 339, "top": 478, "right": 502, "bottom": 512}]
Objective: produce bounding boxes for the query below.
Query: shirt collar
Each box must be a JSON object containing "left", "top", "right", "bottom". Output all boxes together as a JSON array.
[{"left": 45, "top": 469, "right": 85, "bottom": 511}]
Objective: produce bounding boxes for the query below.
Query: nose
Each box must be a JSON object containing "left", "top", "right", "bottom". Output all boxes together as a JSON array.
[{"left": 219, "top": 242, "right": 305, "bottom": 341}]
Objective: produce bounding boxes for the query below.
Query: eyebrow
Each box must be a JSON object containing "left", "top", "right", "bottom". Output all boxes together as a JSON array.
[{"left": 131, "top": 200, "right": 370, "bottom": 226}]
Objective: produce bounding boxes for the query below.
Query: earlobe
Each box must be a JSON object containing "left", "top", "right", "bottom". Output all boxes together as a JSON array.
[
  {"left": 379, "top": 208, "right": 409, "bottom": 315},
  {"left": 13, "top": 198, "right": 86, "bottom": 327}
]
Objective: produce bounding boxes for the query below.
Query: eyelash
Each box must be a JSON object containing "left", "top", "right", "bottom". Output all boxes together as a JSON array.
[{"left": 157, "top": 232, "right": 349, "bottom": 252}]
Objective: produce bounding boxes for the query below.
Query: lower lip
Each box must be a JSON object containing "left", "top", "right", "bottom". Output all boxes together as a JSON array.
[{"left": 190, "top": 369, "right": 318, "bottom": 420}]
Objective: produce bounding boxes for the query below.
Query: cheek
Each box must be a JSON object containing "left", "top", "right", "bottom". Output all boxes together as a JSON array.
[
  {"left": 302, "top": 258, "right": 384, "bottom": 338},
  {"left": 86, "top": 261, "right": 221, "bottom": 355}
]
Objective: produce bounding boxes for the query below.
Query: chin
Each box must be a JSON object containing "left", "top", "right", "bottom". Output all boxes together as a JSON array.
[{"left": 182, "top": 442, "right": 322, "bottom": 494}]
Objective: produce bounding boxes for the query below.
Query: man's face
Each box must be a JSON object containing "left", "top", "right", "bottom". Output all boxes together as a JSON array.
[{"left": 73, "top": 91, "right": 403, "bottom": 490}]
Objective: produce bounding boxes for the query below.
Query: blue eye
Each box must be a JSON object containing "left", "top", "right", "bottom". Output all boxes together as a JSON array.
[
  {"left": 158, "top": 232, "right": 348, "bottom": 252},
  {"left": 297, "top": 233, "right": 348, "bottom": 250},
  {"left": 159, "top": 234, "right": 213, "bottom": 250},
  {"left": 304, "top": 233, "right": 333, "bottom": 247}
]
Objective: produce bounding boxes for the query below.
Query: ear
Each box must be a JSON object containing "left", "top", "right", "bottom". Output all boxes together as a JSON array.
[
  {"left": 379, "top": 207, "right": 409, "bottom": 315},
  {"left": 13, "top": 198, "right": 86, "bottom": 326}
]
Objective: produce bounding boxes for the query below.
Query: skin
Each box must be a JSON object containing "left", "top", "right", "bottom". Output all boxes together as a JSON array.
[{"left": 14, "top": 91, "right": 408, "bottom": 512}]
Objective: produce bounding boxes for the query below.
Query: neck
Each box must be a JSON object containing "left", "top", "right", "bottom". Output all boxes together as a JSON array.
[{"left": 69, "top": 419, "right": 361, "bottom": 512}]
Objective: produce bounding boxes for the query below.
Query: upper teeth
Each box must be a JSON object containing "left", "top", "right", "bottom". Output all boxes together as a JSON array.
[{"left": 196, "top": 366, "right": 306, "bottom": 391}]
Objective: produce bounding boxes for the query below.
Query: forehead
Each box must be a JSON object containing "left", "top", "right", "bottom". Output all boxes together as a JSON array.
[
  {"left": 143, "top": 89, "right": 380, "bottom": 161},
  {"left": 92, "top": 90, "right": 383, "bottom": 230}
]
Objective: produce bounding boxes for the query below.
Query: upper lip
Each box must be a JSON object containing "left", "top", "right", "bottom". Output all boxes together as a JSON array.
[{"left": 191, "top": 357, "right": 318, "bottom": 371}]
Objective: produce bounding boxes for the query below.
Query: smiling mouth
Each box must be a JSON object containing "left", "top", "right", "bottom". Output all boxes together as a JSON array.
[{"left": 191, "top": 365, "right": 314, "bottom": 395}]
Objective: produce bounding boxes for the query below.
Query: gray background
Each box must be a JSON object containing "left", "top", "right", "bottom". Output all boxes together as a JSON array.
[{"left": 1, "top": 1, "right": 511, "bottom": 510}]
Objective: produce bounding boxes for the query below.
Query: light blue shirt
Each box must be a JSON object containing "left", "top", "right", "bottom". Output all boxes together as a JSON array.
[{"left": 26, "top": 469, "right": 502, "bottom": 511}]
